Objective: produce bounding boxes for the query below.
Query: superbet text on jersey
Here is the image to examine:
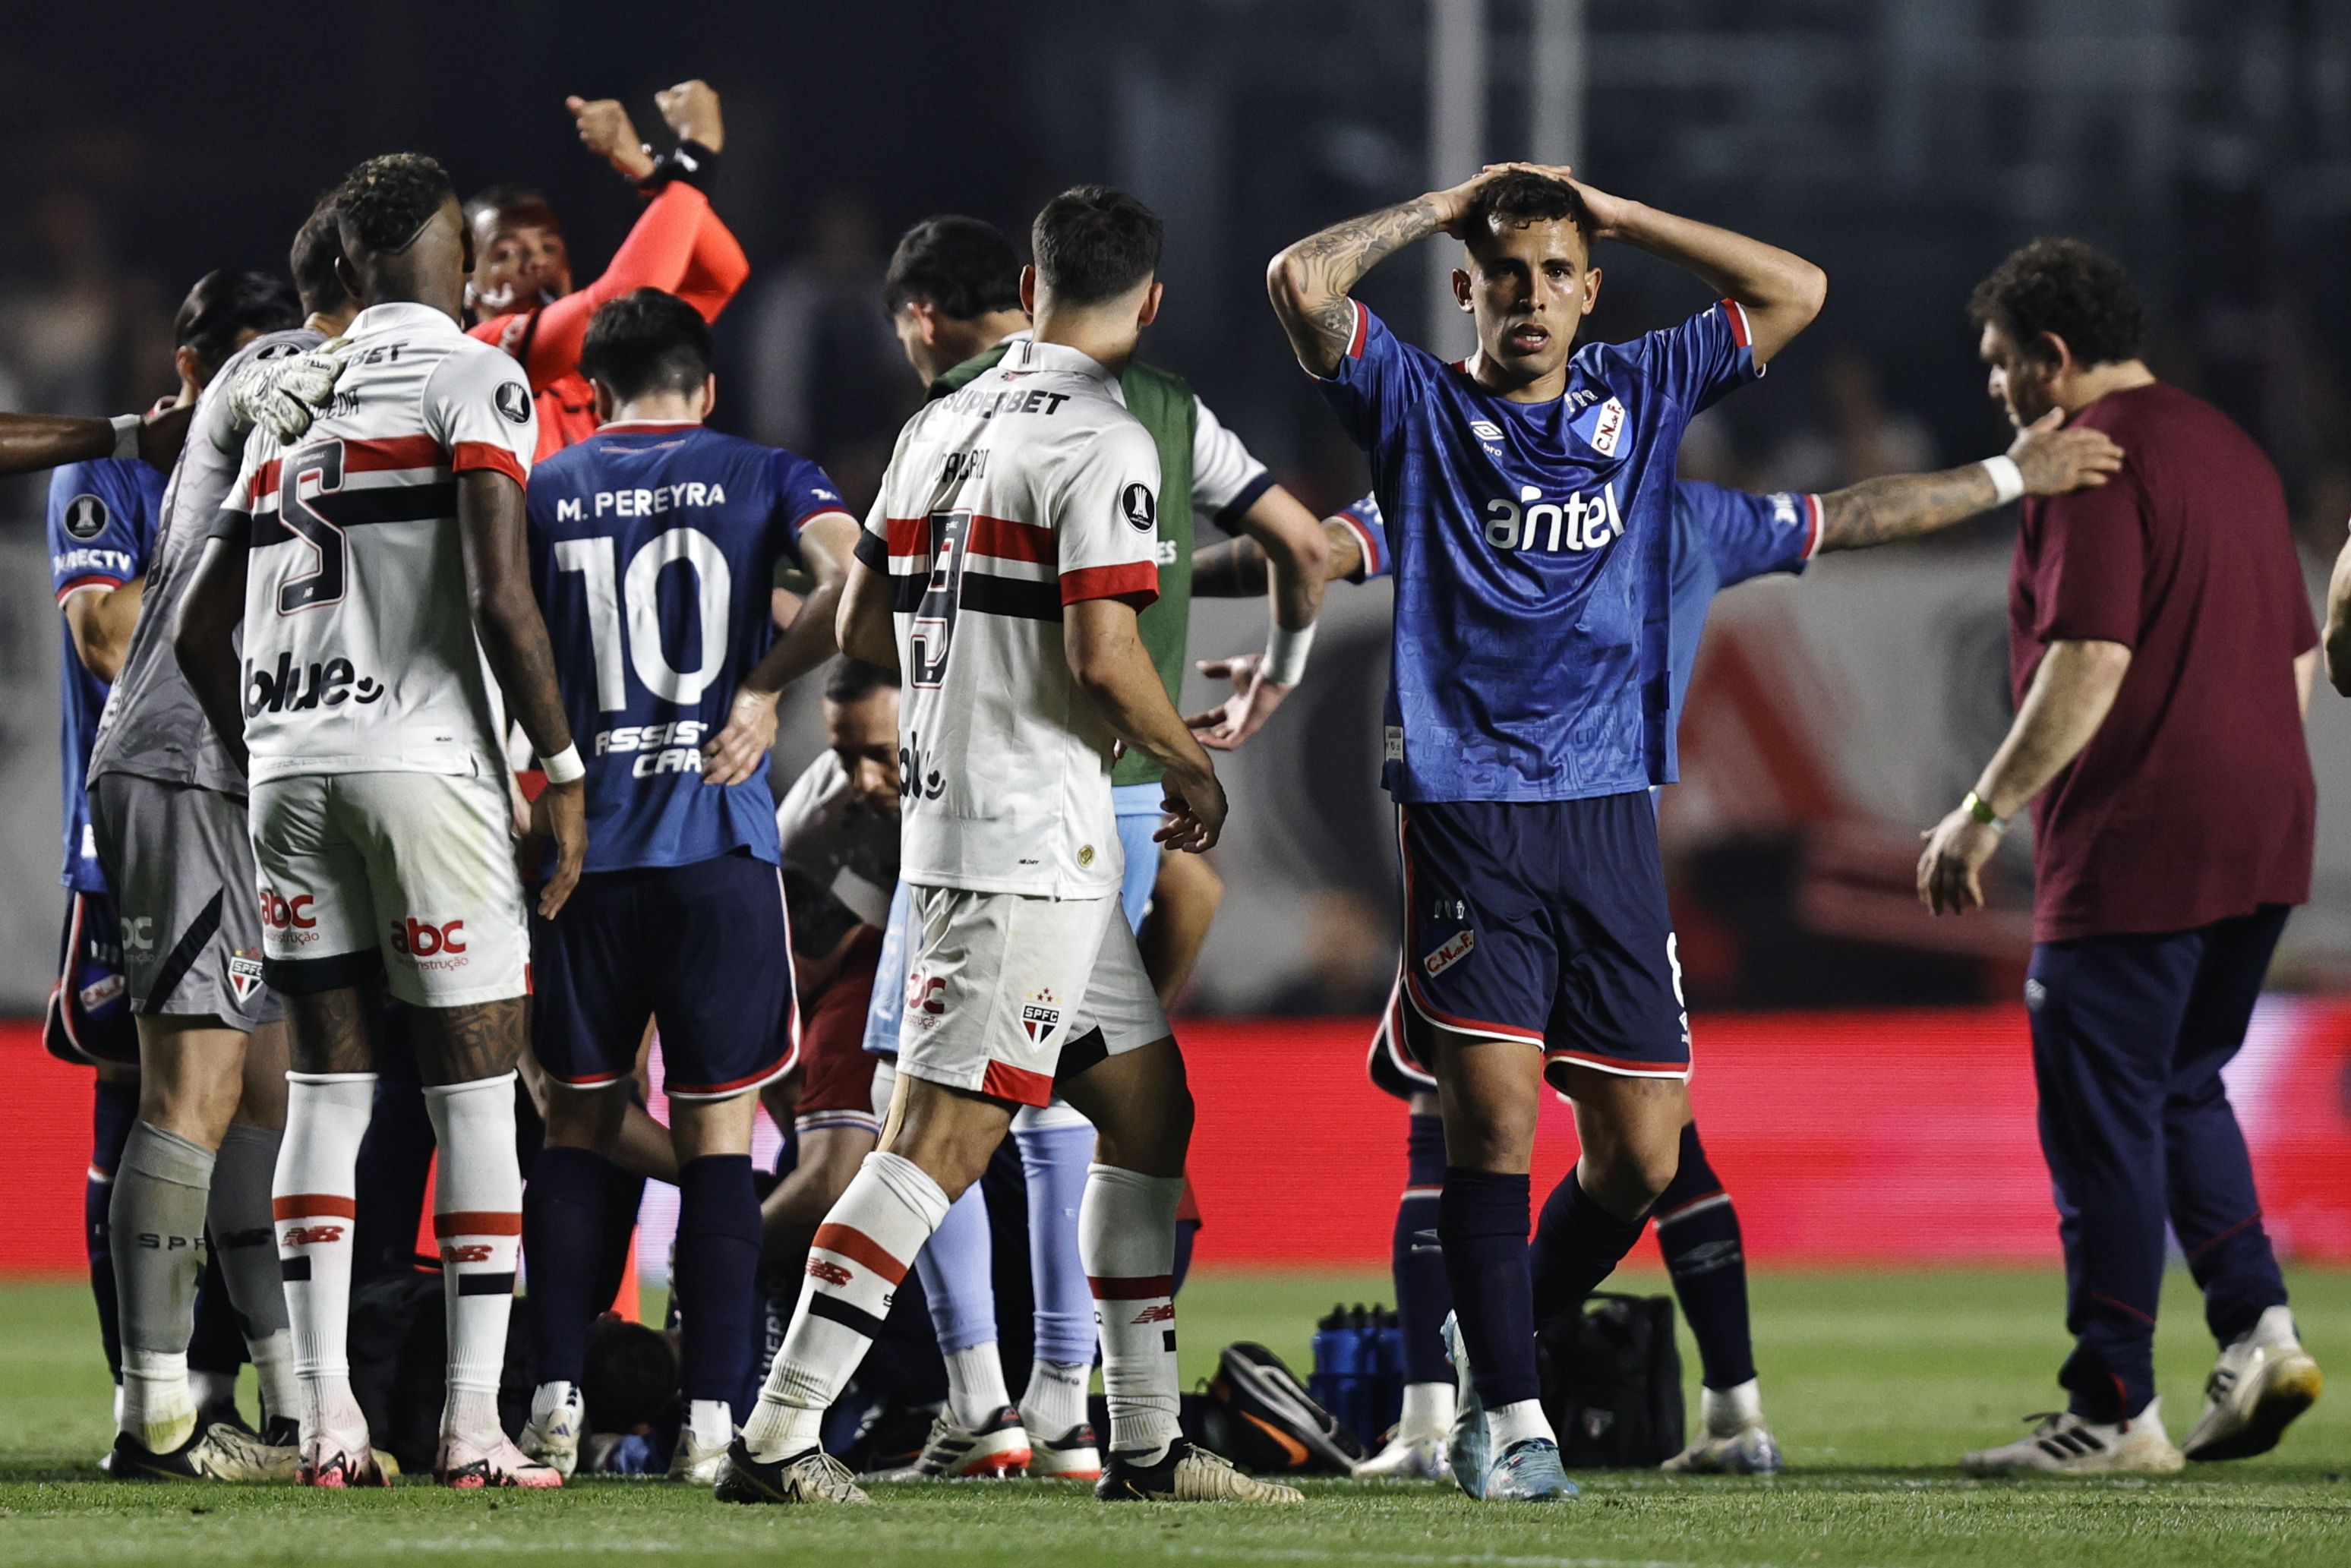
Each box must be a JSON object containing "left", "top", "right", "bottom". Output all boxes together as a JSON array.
[{"left": 526, "top": 420, "right": 854, "bottom": 871}]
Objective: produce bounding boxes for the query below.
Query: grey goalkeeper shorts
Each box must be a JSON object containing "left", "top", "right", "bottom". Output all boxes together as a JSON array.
[{"left": 88, "top": 774, "right": 279, "bottom": 1028}]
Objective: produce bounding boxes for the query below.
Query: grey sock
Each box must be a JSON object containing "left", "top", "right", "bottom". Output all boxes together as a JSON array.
[
  {"left": 210, "top": 1124, "right": 289, "bottom": 1342},
  {"left": 109, "top": 1123, "right": 216, "bottom": 1362}
]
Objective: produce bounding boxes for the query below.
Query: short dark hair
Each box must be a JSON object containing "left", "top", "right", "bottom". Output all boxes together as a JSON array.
[
  {"left": 1968, "top": 238, "right": 2144, "bottom": 368},
  {"left": 824, "top": 658, "right": 900, "bottom": 705},
  {"left": 465, "top": 183, "right": 562, "bottom": 238},
  {"left": 1030, "top": 185, "right": 1162, "bottom": 306},
  {"left": 1462, "top": 171, "right": 1593, "bottom": 248},
  {"left": 172, "top": 269, "right": 301, "bottom": 380},
  {"left": 289, "top": 200, "right": 349, "bottom": 318},
  {"left": 579, "top": 289, "right": 712, "bottom": 402},
  {"left": 580, "top": 1317, "right": 677, "bottom": 1431},
  {"left": 330, "top": 153, "right": 456, "bottom": 255},
  {"left": 883, "top": 216, "right": 1023, "bottom": 320}
]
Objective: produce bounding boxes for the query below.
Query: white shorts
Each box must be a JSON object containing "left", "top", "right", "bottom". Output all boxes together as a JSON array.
[
  {"left": 248, "top": 769, "right": 529, "bottom": 1008},
  {"left": 896, "top": 884, "right": 1169, "bottom": 1108}
]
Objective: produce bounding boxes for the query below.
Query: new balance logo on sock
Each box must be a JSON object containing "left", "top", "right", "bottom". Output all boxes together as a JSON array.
[
  {"left": 1130, "top": 1303, "right": 1176, "bottom": 1326},
  {"left": 806, "top": 1259, "right": 851, "bottom": 1288},
  {"left": 282, "top": 1225, "right": 345, "bottom": 1247}
]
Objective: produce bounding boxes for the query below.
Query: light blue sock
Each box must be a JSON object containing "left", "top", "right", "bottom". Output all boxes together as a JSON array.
[
  {"left": 1016, "top": 1122, "right": 1097, "bottom": 1368},
  {"left": 915, "top": 1182, "right": 998, "bottom": 1355}
]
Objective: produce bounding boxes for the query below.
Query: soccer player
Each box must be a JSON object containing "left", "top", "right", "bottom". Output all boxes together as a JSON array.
[
  {"left": 515, "top": 288, "right": 860, "bottom": 1485},
  {"left": 1268, "top": 164, "right": 1823, "bottom": 1500},
  {"left": 862, "top": 214, "right": 1330, "bottom": 1481},
  {"left": 0, "top": 404, "right": 191, "bottom": 475},
  {"left": 468, "top": 81, "right": 748, "bottom": 457},
  {"left": 175, "top": 153, "right": 588, "bottom": 1491},
  {"left": 1196, "top": 408, "right": 2125, "bottom": 1477},
  {"left": 82, "top": 260, "right": 349, "bottom": 1482},
  {"left": 718, "top": 187, "right": 1298, "bottom": 1508},
  {"left": 1926, "top": 241, "right": 2323, "bottom": 1475}
]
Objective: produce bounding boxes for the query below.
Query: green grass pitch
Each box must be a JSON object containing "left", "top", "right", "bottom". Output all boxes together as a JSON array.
[{"left": 3, "top": 1267, "right": 2349, "bottom": 1566}]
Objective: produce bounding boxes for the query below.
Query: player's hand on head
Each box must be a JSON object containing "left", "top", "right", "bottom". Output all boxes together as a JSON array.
[
  {"left": 1432, "top": 164, "right": 1516, "bottom": 238},
  {"left": 536, "top": 780, "right": 589, "bottom": 920},
  {"left": 654, "top": 80, "right": 724, "bottom": 154},
  {"left": 1916, "top": 807, "right": 1997, "bottom": 917},
  {"left": 227, "top": 338, "right": 355, "bottom": 445},
  {"left": 2010, "top": 408, "right": 2125, "bottom": 495},
  {"left": 700, "top": 686, "right": 779, "bottom": 787},
  {"left": 566, "top": 95, "right": 656, "bottom": 182},
  {"left": 1185, "top": 652, "right": 1292, "bottom": 751}
]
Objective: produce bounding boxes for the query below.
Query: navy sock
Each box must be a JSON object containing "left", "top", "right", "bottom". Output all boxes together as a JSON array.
[
  {"left": 1529, "top": 1172, "right": 1648, "bottom": 1323},
  {"left": 1652, "top": 1124, "right": 1756, "bottom": 1391},
  {"left": 88, "top": 1078, "right": 137, "bottom": 1381},
  {"left": 673, "top": 1155, "right": 761, "bottom": 1406},
  {"left": 1436, "top": 1167, "right": 1538, "bottom": 1409},
  {"left": 1395, "top": 1115, "right": 1453, "bottom": 1385},
  {"left": 524, "top": 1144, "right": 614, "bottom": 1389}
]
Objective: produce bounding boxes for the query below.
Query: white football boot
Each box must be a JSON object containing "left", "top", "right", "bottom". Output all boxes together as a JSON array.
[
  {"left": 1961, "top": 1399, "right": 2185, "bottom": 1476},
  {"left": 2183, "top": 1306, "right": 2323, "bottom": 1462},
  {"left": 1662, "top": 1379, "right": 1783, "bottom": 1475},
  {"left": 519, "top": 1382, "right": 584, "bottom": 1478},
  {"left": 1355, "top": 1380, "right": 1453, "bottom": 1478}
]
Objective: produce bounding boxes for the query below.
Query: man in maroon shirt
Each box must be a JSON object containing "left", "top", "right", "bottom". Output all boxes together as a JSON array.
[{"left": 1918, "top": 240, "right": 2323, "bottom": 1475}]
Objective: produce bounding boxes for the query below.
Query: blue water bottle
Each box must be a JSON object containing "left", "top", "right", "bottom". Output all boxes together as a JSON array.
[{"left": 1311, "top": 1304, "right": 1360, "bottom": 1434}]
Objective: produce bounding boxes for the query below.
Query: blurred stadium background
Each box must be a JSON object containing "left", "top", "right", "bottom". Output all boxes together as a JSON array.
[{"left": 5, "top": 0, "right": 2351, "bottom": 1282}]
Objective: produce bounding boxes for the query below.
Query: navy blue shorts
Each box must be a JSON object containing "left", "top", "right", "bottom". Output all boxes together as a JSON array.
[
  {"left": 532, "top": 850, "right": 799, "bottom": 1100},
  {"left": 1398, "top": 795, "right": 1690, "bottom": 1081},
  {"left": 44, "top": 888, "right": 138, "bottom": 1068}
]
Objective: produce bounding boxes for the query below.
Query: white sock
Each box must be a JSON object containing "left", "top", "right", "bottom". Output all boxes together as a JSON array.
[
  {"left": 1078, "top": 1163, "right": 1183, "bottom": 1461},
  {"left": 945, "top": 1342, "right": 1011, "bottom": 1430},
  {"left": 274, "top": 1072, "right": 375, "bottom": 1437},
  {"left": 1488, "top": 1398, "right": 1556, "bottom": 1452},
  {"left": 424, "top": 1074, "right": 524, "bottom": 1442},
  {"left": 532, "top": 1380, "right": 579, "bottom": 1421},
  {"left": 112, "top": 1121, "right": 215, "bottom": 1452},
  {"left": 122, "top": 1352, "right": 195, "bottom": 1453},
  {"left": 687, "top": 1399, "right": 731, "bottom": 1450},
  {"left": 1701, "top": 1377, "right": 1764, "bottom": 1436},
  {"left": 1020, "top": 1359, "right": 1090, "bottom": 1439},
  {"left": 188, "top": 1366, "right": 239, "bottom": 1415},
  {"left": 744, "top": 1152, "right": 950, "bottom": 1462},
  {"left": 1399, "top": 1380, "right": 1456, "bottom": 1443}
]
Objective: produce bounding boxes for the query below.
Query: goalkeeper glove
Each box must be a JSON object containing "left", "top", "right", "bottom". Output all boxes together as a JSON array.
[{"left": 226, "top": 337, "right": 355, "bottom": 443}]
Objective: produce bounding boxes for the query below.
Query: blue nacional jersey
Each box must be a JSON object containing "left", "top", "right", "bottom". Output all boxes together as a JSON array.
[
  {"left": 49, "top": 459, "right": 163, "bottom": 891},
  {"left": 526, "top": 421, "right": 853, "bottom": 872},
  {"left": 1351, "top": 478, "right": 1820, "bottom": 727},
  {"left": 1316, "top": 299, "right": 1762, "bottom": 801}
]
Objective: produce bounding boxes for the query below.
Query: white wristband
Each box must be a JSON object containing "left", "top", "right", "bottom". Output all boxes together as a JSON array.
[
  {"left": 539, "top": 743, "right": 585, "bottom": 785},
  {"left": 110, "top": 413, "right": 141, "bottom": 462},
  {"left": 1264, "top": 621, "right": 1316, "bottom": 686},
  {"left": 1982, "top": 454, "right": 2025, "bottom": 506}
]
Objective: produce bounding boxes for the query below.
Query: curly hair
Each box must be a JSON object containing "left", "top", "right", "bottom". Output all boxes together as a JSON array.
[
  {"left": 1968, "top": 238, "right": 2144, "bottom": 367},
  {"left": 1463, "top": 170, "right": 1593, "bottom": 246},
  {"left": 330, "top": 153, "right": 456, "bottom": 254}
]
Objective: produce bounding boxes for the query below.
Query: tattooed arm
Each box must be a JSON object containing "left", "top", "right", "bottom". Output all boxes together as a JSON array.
[
  {"left": 1266, "top": 169, "right": 1510, "bottom": 375},
  {"left": 1819, "top": 409, "right": 2125, "bottom": 554}
]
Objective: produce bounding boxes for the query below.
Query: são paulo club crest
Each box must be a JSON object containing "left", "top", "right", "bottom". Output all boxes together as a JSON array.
[{"left": 1021, "top": 987, "right": 1062, "bottom": 1043}]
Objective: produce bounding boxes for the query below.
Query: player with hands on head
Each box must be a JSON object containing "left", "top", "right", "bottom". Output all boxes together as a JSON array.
[
  {"left": 175, "top": 153, "right": 584, "bottom": 1491},
  {"left": 1269, "top": 161, "right": 1822, "bottom": 1502}
]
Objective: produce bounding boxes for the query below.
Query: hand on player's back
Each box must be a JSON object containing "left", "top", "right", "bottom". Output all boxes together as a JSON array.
[
  {"left": 700, "top": 686, "right": 779, "bottom": 786},
  {"left": 227, "top": 337, "right": 355, "bottom": 444},
  {"left": 2009, "top": 408, "right": 2126, "bottom": 495},
  {"left": 1155, "top": 760, "right": 1227, "bottom": 855}
]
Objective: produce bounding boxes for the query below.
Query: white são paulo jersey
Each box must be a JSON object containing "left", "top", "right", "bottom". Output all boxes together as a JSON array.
[
  {"left": 856, "top": 336, "right": 1160, "bottom": 899},
  {"left": 214, "top": 301, "right": 538, "bottom": 784}
]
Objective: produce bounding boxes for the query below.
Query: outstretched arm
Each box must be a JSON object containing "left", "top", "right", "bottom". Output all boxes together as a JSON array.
[
  {"left": 0, "top": 405, "right": 189, "bottom": 475},
  {"left": 1195, "top": 516, "right": 1368, "bottom": 598},
  {"left": 1819, "top": 410, "right": 2125, "bottom": 554}
]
